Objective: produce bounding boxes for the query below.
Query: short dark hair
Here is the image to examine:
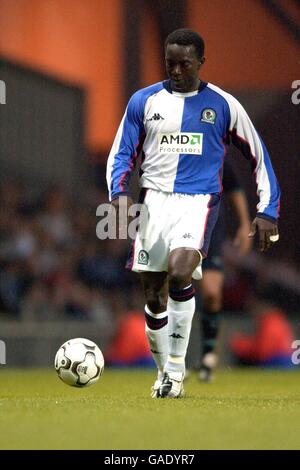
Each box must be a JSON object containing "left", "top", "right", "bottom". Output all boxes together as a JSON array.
[{"left": 165, "top": 29, "right": 205, "bottom": 60}]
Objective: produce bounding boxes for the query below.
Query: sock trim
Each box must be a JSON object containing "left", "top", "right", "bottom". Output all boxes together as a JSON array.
[
  {"left": 145, "top": 305, "right": 167, "bottom": 319},
  {"left": 169, "top": 284, "right": 195, "bottom": 302},
  {"left": 145, "top": 313, "right": 168, "bottom": 330},
  {"left": 167, "top": 355, "right": 185, "bottom": 364}
]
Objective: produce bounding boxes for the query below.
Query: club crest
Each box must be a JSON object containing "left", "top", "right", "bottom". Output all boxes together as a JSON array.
[{"left": 201, "top": 108, "right": 216, "bottom": 124}]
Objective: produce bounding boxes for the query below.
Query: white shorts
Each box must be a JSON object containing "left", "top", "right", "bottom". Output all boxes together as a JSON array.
[{"left": 126, "top": 189, "right": 220, "bottom": 280}]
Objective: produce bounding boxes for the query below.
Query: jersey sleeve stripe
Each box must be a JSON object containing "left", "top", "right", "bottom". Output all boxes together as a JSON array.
[
  {"left": 119, "top": 135, "right": 145, "bottom": 192},
  {"left": 106, "top": 113, "right": 126, "bottom": 201}
]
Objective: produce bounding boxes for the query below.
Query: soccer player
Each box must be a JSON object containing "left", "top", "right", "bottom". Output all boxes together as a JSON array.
[
  {"left": 106, "top": 29, "right": 280, "bottom": 398},
  {"left": 197, "top": 159, "right": 252, "bottom": 382}
]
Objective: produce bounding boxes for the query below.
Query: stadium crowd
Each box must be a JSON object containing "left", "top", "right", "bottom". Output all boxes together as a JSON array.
[{"left": 0, "top": 178, "right": 135, "bottom": 321}]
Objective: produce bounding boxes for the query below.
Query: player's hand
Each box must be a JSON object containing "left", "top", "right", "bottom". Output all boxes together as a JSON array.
[
  {"left": 233, "top": 223, "right": 253, "bottom": 256},
  {"left": 111, "top": 195, "right": 134, "bottom": 211},
  {"left": 248, "top": 216, "right": 279, "bottom": 252},
  {"left": 111, "top": 195, "right": 134, "bottom": 239}
]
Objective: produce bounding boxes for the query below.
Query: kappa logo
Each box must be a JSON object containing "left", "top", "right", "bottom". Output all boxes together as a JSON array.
[
  {"left": 147, "top": 113, "right": 164, "bottom": 121},
  {"left": 201, "top": 108, "right": 216, "bottom": 124},
  {"left": 169, "top": 333, "right": 184, "bottom": 339},
  {"left": 182, "top": 233, "right": 193, "bottom": 239},
  {"left": 138, "top": 249, "right": 149, "bottom": 265}
]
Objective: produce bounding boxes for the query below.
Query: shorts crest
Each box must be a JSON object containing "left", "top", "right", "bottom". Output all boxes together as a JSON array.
[{"left": 138, "top": 250, "right": 149, "bottom": 265}]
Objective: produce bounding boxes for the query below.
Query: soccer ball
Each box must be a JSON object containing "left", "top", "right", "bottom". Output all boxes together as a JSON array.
[{"left": 55, "top": 338, "right": 104, "bottom": 387}]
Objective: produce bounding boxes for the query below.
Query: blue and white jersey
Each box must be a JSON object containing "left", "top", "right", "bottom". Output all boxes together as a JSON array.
[{"left": 107, "top": 80, "right": 280, "bottom": 220}]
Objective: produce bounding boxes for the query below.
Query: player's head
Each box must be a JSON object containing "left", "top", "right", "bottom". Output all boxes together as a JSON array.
[
  {"left": 164, "top": 29, "right": 205, "bottom": 93},
  {"left": 165, "top": 29, "right": 205, "bottom": 60}
]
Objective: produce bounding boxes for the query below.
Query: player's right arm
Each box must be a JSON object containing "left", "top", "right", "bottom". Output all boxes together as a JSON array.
[{"left": 106, "top": 92, "right": 146, "bottom": 203}]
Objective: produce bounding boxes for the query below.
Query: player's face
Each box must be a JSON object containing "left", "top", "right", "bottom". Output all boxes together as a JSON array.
[{"left": 165, "top": 44, "right": 202, "bottom": 93}]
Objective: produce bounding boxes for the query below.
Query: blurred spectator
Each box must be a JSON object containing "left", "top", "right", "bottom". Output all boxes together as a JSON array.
[
  {"left": 38, "top": 186, "right": 72, "bottom": 247},
  {"left": 105, "top": 309, "right": 154, "bottom": 367},
  {"left": 230, "top": 288, "right": 295, "bottom": 368},
  {"left": 77, "top": 238, "right": 131, "bottom": 290},
  {"left": 21, "top": 281, "right": 54, "bottom": 321},
  {"left": 105, "top": 288, "right": 154, "bottom": 367},
  {"left": 223, "top": 243, "right": 300, "bottom": 313}
]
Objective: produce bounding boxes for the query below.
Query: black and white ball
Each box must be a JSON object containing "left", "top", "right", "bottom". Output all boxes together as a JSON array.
[{"left": 55, "top": 338, "right": 104, "bottom": 387}]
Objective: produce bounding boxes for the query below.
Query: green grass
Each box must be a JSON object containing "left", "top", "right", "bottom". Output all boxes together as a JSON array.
[{"left": 0, "top": 368, "right": 300, "bottom": 449}]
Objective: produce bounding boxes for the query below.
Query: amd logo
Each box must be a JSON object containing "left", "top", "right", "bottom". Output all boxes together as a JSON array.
[
  {"left": 158, "top": 132, "right": 203, "bottom": 155},
  {"left": 159, "top": 133, "right": 202, "bottom": 145}
]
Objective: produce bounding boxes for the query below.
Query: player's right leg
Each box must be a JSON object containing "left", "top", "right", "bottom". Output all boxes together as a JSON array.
[
  {"left": 126, "top": 190, "right": 172, "bottom": 397},
  {"left": 140, "top": 271, "right": 169, "bottom": 398}
]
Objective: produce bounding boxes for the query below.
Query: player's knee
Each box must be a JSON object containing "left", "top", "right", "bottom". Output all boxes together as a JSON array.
[
  {"left": 168, "top": 268, "right": 191, "bottom": 290},
  {"left": 146, "top": 294, "right": 167, "bottom": 314}
]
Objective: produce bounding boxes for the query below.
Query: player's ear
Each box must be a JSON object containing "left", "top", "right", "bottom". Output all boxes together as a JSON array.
[{"left": 197, "top": 56, "right": 205, "bottom": 70}]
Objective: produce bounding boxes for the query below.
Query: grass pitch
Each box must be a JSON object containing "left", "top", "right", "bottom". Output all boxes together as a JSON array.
[{"left": 0, "top": 368, "right": 300, "bottom": 449}]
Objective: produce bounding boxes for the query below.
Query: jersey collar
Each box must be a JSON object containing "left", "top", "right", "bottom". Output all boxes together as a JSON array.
[{"left": 163, "top": 79, "right": 207, "bottom": 95}]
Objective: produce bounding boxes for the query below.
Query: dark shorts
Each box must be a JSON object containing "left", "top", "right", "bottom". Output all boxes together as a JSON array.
[{"left": 202, "top": 215, "right": 225, "bottom": 272}]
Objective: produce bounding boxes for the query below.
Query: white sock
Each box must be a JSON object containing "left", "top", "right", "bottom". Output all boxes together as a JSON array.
[
  {"left": 145, "top": 305, "right": 168, "bottom": 379},
  {"left": 165, "top": 290, "right": 195, "bottom": 374}
]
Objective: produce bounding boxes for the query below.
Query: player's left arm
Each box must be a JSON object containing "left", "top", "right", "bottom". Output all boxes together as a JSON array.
[{"left": 228, "top": 98, "right": 281, "bottom": 252}]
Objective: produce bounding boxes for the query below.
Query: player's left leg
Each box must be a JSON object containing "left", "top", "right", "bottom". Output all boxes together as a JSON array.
[
  {"left": 159, "top": 247, "right": 200, "bottom": 398},
  {"left": 158, "top": 193, "right": 220, "bottom": 397},
  {"left": 199, "top": 269, "right": 224, "bottom": 381}
]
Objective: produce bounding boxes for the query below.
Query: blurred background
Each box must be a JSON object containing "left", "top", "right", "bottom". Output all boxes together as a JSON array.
[{"left": 0, "top": 0, "right": 299, "bottom": 368}]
